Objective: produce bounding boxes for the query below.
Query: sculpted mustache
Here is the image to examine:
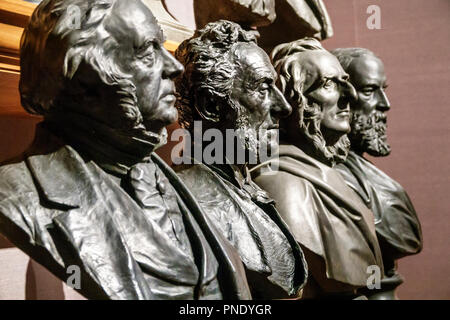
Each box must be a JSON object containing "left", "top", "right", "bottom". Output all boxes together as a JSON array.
[
  {"left": 374, "top": 111, "right": 387, "bottom": 123},
  {"left": 350, "top": 111, "right": 387, "bottom": 127}
]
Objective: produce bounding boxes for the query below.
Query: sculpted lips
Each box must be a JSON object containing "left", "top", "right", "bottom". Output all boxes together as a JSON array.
[
  {"left": 337, "top": 104, "right": 351, "bottom": 118},
  {"left": 337, "top": 110, "right": 350, "bottom": 117},
  {"left": 160, "top": 91, "right": 176, "bottom": 103}
]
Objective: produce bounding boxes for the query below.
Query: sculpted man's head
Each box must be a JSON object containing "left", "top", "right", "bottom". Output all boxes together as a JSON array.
[
  {"left": 272, "top": 38, "right": 357, "bottom": 166},
  {"left": 194, "top": 0, "right": 276, "bottom": 29},
  {"left": 175, "top": 20, "right": 291, "bottom": 158},
  {"left": 332, "top": 48, "right": 391, "bottom": 157},
  {"left": 20, "top": 0, "right": 183, "bottom": 139}
]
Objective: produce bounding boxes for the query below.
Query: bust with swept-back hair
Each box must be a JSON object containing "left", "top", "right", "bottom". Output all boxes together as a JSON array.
[
  {"left": 0, "top": 0, "right": 251, "bottom": 300},
  {"left": 174, "top": 20, "right": 307, "bottom": 299},
  {"left": 271, "top": 38, "right": 352, "bottom": 166},
  {"left": 251, "top": 38, "right": 384, "bottom": 299},
  {"left": 332, "top": 47, "right": 423, "bottom": 300}
]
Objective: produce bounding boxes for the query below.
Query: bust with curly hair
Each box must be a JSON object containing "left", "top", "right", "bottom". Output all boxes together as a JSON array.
[{"left": 174, "top": 20, "right": 308, "bottom": 299}]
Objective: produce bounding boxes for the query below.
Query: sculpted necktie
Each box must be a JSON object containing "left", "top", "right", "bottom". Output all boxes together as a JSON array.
[{"left": 127, "top": 161, "right": 192, "bottom": 252}]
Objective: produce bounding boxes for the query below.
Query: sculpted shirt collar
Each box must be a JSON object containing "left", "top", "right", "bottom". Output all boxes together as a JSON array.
[
  {"left": 206, "top": 162, "right": 274, "bottom": 205},
  {"left": 45, "top": 111, "right": 167, "bottom": 177},
  {"left": 177, "top": 160, "right": 308, "bottom": 297}
]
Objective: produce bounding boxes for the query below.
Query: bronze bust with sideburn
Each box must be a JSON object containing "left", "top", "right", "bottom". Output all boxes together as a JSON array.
[
  {"left": 0, "top": 0, "right": 252, "bottom": 300},
  {"left": 251, "top": 38, "right": 384, "bottom": 299},
  {"left": 332, "top": 47, "right": 423, "bottom": 300},
  {"left": 173, "top": 20, "right": 307, "bottom": 299}
]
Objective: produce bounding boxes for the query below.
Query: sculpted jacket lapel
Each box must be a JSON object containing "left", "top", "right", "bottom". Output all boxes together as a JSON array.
[
  {"left": 153, "top": 154, "right": 252, "bottom": 300},
  {"left": 26, "top": 143, "right": 200, "bottom": 299},
  {"left": 26, "top": 144, "right": 153, "bottom": 299},
  {"left": 337, "top": 152, "right": 423, "bottom": 258},
  {"left": 336, "top": 152, "right": 373, "bottom": 207},
  {"left": 251, "top": 144, "right": 385, "bottom": 285}
]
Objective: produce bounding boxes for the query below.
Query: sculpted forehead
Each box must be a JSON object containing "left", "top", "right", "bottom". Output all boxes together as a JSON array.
[
  {"left": 347, "top": 55, "right": 386, "bottom": 87},
  {"left": 298, "top": 50, "right": 345, "bottom": 90},
  {"left": 106, "top": 0, "right": 164, "bottom": 47},
  {"left": 234, "top": 42, "right": 276, "bottom": 79}
]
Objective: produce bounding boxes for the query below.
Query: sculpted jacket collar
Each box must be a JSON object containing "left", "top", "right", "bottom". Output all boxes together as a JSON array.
[
  {"left": 207, "top": 163, "right": 275, "bottom": 205},
  {"left": 45, "top": 111, "right": 166, "bottom": 177},
  {"left": 177, "top": 161, "right": 307, "bottom": 297},
  {"left": 0, "top": 123, "right": 251, "bottom": 300},
  {"left": 251, "top": 144, "right": 384, "bottom": 287},
  {"left": 336, "top": 151, "right": 423, "bottom": 262}
]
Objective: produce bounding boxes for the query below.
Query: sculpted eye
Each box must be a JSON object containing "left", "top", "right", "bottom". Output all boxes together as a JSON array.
[
  {"left": 361, "top": 87, "right": 375, "bottom": 95},
  {"left": 260, "top": 83, "right": 270, "bottom": 90},
  {"left": 136, "top": 41, "right": 156, "bottom": 65},
  {"left": 323, "top": 79, "right": 337, "bottom": 90},
  {"left": 142, "top": 51, "right": 155, "bottom": 65}
]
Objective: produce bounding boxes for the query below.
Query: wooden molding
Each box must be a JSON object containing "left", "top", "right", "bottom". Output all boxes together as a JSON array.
[
  {"left": 0, "top": 0, "right": 33, "bottom": 75},
  {"left": 0, "top": 22, "right": 22, "bottom": 54},
  {"left": 0, "top": 0, "right": 35, "bottom": 28}
]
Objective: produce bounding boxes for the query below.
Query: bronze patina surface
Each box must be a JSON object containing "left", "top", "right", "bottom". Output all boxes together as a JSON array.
[
  {"left": 332, "top": 48, "right": 423, "bottom": 299},
  {"left": 174, "top": 20, "right": 308, "bottom": 299},
  {"left": 252, "top": 38, "right": 384, "bottom": 299}
]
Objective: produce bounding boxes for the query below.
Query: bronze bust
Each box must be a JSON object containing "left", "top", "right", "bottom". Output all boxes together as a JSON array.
[
  {"left": 0, "top": 0, "right": 251, "bottom": 300},
  {"left": 194, "top": 0, "right": 276, "bottom": 29},
  {"left": 251, "top": 38, "right": 384, "bottom": 299},
  {"left": 332, "top": 47, "right": 423, "bottom": 299},
  {"left": 173, "top": 20, "right": 307, "bottom": 299}
]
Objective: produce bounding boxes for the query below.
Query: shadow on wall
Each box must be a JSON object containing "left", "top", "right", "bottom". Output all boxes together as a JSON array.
[
  {"left": 0, "top": 236, "right": 86, "bottom": 300},
  {"left": 25, "top": 259, "right": 65, "bottom": 300}
]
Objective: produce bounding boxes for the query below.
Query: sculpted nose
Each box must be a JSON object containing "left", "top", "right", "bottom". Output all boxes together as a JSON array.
[
  {"left": 342, "top": 81, "right": 357, "bottom": 103},
  {"left": 337, "top": 81, "right": 356, "bottom": 110},
  {"left": 377, "top": 89, "right": 391, "bottom": 112},
  {"left": 270, "top": 86, "right": 292, "bottom": 119},
  {"left": 162, "top": 47, "right": 184, "bottom": 79}
]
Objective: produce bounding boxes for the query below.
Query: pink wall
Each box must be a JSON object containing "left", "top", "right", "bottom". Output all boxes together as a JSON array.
[{"left": 320, "top": 0, "right": 450, "bottom": 300}]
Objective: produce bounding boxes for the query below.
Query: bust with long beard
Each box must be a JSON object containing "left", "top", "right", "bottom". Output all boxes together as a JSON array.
[{"left": 332, "top": 47, "right": 423, "bottom": 300}]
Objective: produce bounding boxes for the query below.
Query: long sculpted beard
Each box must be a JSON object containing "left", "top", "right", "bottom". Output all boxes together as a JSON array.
[
  {"left": 349, "top": 110, "right": 391, "bottom": 157},
  {"left": 234, "top": 112, "right": 279, "bottom": 165}
]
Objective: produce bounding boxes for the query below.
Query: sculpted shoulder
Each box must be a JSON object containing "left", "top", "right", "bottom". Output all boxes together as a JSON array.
[
  {"left": 253, "top": 169, "right": 312, "bottom": 200},
  {"left": 252, "top": 168, "right": 323, "bottom": 255},
  {"left": 174, "top": 164, "right": 214, "bottom": 193},
  {"left": 252, "top": 168, "right": 317, "bottom": 219},
  {"left": 0, "top": 158, "right": 37, "bottom": 204},
  {"left": 0, "top": 158, "right": 47, "bottom": 250}
]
